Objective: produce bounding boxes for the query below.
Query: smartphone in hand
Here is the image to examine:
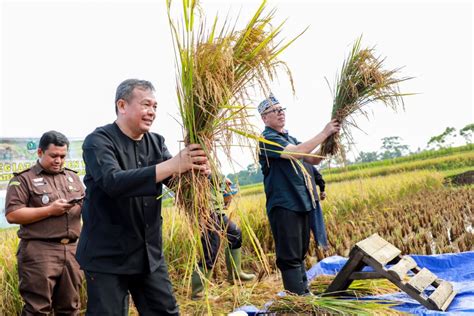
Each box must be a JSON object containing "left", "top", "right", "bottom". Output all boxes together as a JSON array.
[{"left": 67, "top": 196, "right": 84, "bottom": 204}]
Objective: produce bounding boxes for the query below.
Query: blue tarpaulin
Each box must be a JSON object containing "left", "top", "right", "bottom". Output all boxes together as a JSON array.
[{"left": 235, "top": 251, "right": 474, "bottom": 315}]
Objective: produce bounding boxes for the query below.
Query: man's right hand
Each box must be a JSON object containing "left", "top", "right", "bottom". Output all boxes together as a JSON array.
[
  {"left": 48, "top": 199, "right": 73, "bottom": 216},
  {"left": 169, "top": 144, "right": 209, "bottom": 175},
  {"left": 322, "top": 119, "right": 341, "bottom": 138}
]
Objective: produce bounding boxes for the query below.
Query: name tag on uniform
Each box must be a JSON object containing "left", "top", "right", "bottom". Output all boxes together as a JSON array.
[{"left": 33, "top": 177, "right": 46, "bottom": 186}]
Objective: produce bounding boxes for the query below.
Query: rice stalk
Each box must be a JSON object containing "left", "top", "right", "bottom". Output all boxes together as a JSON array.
[
  {"left": 321, "top": 35, "right": 413, "bottom": 156},
  {"left": 167, "top": 0, "right": 304, "bottom": 224},
  {"left": 166, "top": 0, "right": 304, "bottom": 304},
  {"left": 267, "top": 294, "right": 400, "bottom": 315},
  {"left": 311, "top": 275, "right": 399, "bottom": 296}
]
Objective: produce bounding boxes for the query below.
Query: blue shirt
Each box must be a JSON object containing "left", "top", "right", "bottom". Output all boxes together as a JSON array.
[{"left": 258, "top": 126, "right": 314, "bottom": 213}]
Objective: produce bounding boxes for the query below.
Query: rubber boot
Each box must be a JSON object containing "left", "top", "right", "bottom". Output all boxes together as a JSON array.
[
  {"left": 281, "top": 267, "right": 306, "bottom": 295},
  {"left": 301, "top": 265, "right": 313, "bottom": 296},
  {"left": 191, "top": 267, "right": 210, "bottom": 300},
  {"left": 225, "top": 248, "right": 256, "bottom": 283}
]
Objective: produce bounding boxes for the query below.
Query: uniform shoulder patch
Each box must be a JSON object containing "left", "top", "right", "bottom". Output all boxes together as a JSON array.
[
  {"left": 8, "top": 180, "right": 21, "bottom": 187},
  {"left": 13, "top": 167, "right": 32, "bottom": 177},
  {"left": 64, "top": 167, "right": 79, "bottom": 174}
]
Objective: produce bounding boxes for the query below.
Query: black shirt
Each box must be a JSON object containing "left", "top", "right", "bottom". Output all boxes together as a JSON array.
[
  {"left": 76, "top": 122, "right": 172, "bottom": 274},
  {"left": 258, "top": 126, "right": 314, "bottom": 213}
]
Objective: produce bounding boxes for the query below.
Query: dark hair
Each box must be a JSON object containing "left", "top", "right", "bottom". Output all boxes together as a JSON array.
[
  {"left": 39, "top": 131, "right": 70, "bottom": 152},
  {"left": 115, "top": 79, "right": 155, "bottom": 114}
]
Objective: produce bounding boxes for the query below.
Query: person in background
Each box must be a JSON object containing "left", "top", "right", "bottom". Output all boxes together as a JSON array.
[
  {"left": 191, "top": 175, "right": 256, "bottom": 299},
  {"left": 258, "top": 93, "right": 340, "bottom": 295},
  {"left": 5, "top": 130, "right": 85, "bottom": 315}
]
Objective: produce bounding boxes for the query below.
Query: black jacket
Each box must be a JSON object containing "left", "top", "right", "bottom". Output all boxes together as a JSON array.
[{"left": 76, "top": 123, "right": 172, "bottom": 274}]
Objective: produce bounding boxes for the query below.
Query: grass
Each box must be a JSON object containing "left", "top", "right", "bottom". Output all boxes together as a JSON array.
[
  {"left": 236, "top": 146, "right": 474, "bottom": 188},
  {"left": 0, "top": 228, "right": 21, "bottom": 315},
  {"left": 323, "top": 151, "right": 474, "bottom": 183},
  {"left": 1, "top": 168, "right": 472, "bottom": 314},
  {"left": 325, "top": 144, "right": 474, "bottom": 175}
]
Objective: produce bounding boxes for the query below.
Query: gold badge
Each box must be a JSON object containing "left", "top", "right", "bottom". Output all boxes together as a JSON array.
[{"left": 68, "top": 176, "right": 74, "bottom": 183}]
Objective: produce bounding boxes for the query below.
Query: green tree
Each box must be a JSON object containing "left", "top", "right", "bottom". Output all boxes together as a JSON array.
[
  {"left": 459, "top": 123, "right": 474, "bottom": 144},
  {"left": 355, "top": 151, "right": 379, "bottom": 163},
  {"left": 227, "top": 164, "right": 263, "bottom": 186},
  {"left": 427, "top": 127, "right": 457, "bottom": 149},
  {"left": 379, "top": 136, "right": 409, "bottom": 160}
]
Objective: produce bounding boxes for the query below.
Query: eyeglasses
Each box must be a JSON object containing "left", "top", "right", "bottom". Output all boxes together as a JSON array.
[{"left": 263, "top": 107, "right": 286, "bottom": 115}]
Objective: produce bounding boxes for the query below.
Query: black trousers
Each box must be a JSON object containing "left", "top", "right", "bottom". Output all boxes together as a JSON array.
[
  {"left": 84, "top": 260, "right": 178, "bottom": 316},
  {"left": 201, "top": 211, "right": 242, "bottom": 270},
  {"left": 268, "top": 206, "right": 310, "bottom": 271}
]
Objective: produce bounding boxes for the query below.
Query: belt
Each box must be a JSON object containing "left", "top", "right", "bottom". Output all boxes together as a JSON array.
[{"left": 29, "top": 238, "right": 77, "bottom": 244}]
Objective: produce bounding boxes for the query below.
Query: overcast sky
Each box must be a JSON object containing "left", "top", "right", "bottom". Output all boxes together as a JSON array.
[{"left": 1, "top": 0, "right": 472, "bottom": 173}]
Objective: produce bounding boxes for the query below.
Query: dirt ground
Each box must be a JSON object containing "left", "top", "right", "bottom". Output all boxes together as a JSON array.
[{"left": 449, "top": 170, "right": 474, "bottom": 186}]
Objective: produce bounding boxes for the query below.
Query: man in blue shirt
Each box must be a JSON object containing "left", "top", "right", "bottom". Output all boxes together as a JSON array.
[{"left": 258, "top": 93, "right": 340, "bottom": 295}]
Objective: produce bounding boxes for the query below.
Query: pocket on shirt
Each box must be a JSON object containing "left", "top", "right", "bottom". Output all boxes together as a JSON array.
[{"left": 31, "top": 184, "right": 54, "bottom": 206}]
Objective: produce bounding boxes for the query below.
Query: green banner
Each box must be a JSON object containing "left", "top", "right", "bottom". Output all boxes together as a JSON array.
[{"left": 0, "top": 138, "right": 85, "bottom": 190}]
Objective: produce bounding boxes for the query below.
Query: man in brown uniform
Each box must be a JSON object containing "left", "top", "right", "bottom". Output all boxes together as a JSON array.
[{"left": 5, "top": 130, "right": 85, "bottom": 315}]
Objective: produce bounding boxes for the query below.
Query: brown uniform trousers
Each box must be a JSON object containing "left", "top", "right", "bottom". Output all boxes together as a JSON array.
[
  {"left": 17, "top": 240, "right": 83, "bottom": 315},
  {"left": 5, "top": 163, "right": 84, "bottom": 315}
]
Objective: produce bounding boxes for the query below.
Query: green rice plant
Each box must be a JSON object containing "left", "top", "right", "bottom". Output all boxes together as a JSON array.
[
  {"left": 2, "top": 172, "right": 470, "bottom": 314},
  {"left": 323, "top": 144, "right": 474, "bottom": 176},
  {"left": 321, "top": 35, "right": 413, "bottom": 156},
  {"left": 0, "top": 228, "right": 22, "bottom": 315},
  {"left": 323, "top": 151, "right": 474, "bottom": 183},
  {"left": 324, "top": 171, "right": 444, "bottom": 216}
]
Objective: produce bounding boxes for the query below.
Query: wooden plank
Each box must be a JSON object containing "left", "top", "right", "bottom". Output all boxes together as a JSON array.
[
  {"left": 362, "top": 254, "right": 450, "bottom": 311},
  {"left": 325, "top": 249, "right": 365, "bottom": 295},
  {"left": 371, "top": 243, "right": 402, "bottom": 266},
  {"left": 407, "top": 268, "right": 438, "bottom": 293},
  {"left": 428, "top": 281, "right": 455, "bottom": 311},
  {"left": 440, "top": 291, "right": 457, "bottom": 311},
  {"left": 355, "top": 234, "right": 389, "bottom": 257},
  {"left": 349, "top": 271, "right": 385, "bottom": 280},
  {"left": 388, "top": 255, "right": 418, "bottom": 280}
]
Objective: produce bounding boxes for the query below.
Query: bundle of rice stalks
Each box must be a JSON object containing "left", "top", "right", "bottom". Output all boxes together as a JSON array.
[
  {"left": 166, "top": 0, "right": 305, "bottom": 297},
  {"left": 311, "top": 275, "right": 399, "bottom": 296},
  {"left": 166, "top": 0, "right": 303, "bottom": 229},
  {"left": 320, "top": 36, "right": 413, "bottom": 156},
  {"left": 268, "top": 294, "right": 400, "bottom": 315}
]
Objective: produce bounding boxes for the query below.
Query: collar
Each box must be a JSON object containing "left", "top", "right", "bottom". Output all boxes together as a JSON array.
[
  {"left": 264, "top": 126, "right": 288, "bottom": 135},
  {"left": 33, "top": 161, "right": 65, "bottom": 175}
]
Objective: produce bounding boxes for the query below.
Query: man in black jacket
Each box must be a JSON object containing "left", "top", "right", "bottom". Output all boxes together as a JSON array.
[{"left": 76, "top": 79, "right": 209, "bottom": 315}]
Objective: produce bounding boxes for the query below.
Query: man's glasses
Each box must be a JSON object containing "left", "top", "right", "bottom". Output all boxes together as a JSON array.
[{"left": 263, "top": 107, "right": 286, "bottom": 115}]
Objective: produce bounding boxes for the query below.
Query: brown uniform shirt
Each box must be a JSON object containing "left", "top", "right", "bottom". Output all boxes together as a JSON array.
[{"left": 5, "top": 162, "right": 84, "bottom": 240}]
